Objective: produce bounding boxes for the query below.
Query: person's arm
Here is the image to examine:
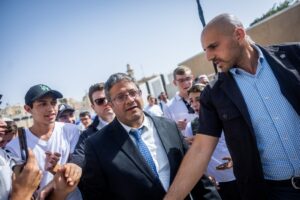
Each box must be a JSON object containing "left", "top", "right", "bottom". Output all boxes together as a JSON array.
[
  {"left": 69, "top": 130, "right": 89, "bottom": 168},
  {"left": 164, "top": 134, "right": 218, "bottom": 200},
  {"left": 10, "top": 149, "right": 42, "bottom": 200},
  {"left": 38, "top": 163, "right": 81, "bottom": 200}
]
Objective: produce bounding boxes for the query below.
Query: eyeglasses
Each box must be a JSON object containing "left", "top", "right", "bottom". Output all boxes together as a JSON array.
[
  {"left": 176, "top": 76, "right": 193, "bottom": 83},
  {"left": 94, "top": 97, "right": 108, "bottom": 106},
  {"left": 112, "top": 89, "right": 141, "bottom": 104}
]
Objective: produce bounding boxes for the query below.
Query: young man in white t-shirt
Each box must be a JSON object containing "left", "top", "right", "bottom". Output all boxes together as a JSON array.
[{"left": 6, "top": 84, "right": 82, "bottom": 200}]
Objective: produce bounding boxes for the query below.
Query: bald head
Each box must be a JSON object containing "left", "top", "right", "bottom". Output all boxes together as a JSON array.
[{"left": 202, "top": 13, "right": 244, "bottom": 37}]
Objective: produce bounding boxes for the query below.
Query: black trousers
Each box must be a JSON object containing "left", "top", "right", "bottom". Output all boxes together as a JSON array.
[
  {"left": 266, "top": 180, "right": 300, "bottom": 200},
  {"left": 218, "top": 180, "right": 241, "bottom": 200}
]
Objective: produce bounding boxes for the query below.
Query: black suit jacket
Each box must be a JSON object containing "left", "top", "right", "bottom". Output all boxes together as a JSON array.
[
  {"left": 81, "top": 113, "right": 220, "bottom": 200},
  {"left": 198, "top": 43, "right": 300, "bottom": 200}
]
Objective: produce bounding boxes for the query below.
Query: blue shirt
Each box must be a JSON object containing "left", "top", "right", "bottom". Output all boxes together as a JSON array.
[{"left": 229, "top": 45, "right": 300, "bottom": 180}]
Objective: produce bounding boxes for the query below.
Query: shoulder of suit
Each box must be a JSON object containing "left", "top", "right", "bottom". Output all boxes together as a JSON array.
[
  {"left": 258, "top": 42, "right": 300, "bottom": 53},
  {"left": 207, "top": 73, "right": 227, "bottom": 89},
  {"left": 151, "top": 114, "right": 177, "bottom": 127},
  {"left": 85, "top": 122, "right": 111, "bottom": 144}
]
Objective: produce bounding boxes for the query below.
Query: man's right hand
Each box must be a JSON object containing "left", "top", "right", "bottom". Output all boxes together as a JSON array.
[{"left": 11, "top": 149, "right": 42, "bottom": 200}]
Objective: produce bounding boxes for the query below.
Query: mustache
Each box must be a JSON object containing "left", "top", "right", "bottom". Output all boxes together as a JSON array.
[{"left": 212, "top": 57, "right": 223, "bottom": 63}]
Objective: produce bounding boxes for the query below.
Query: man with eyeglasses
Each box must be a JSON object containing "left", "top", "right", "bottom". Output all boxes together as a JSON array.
[
  {"left": 164, "top": 66, "right": 197, "bottom": 134},
  {"left": 80, "top": 73, "right": 220, "bottom": 200},
  {"left": 70, "top": 82, "right": 115, "bottom": 168}
]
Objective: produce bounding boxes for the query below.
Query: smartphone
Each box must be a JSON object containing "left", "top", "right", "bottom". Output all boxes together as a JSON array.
[{"left": 17, "top": 127, "right": 29, "bottom": 163}]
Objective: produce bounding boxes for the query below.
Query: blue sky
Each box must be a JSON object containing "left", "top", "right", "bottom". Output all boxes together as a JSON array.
[{"left": 0, "top": 0, "right": 285, "bottom": 106}]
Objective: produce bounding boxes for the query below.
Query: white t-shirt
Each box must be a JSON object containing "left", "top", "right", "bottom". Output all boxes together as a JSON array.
[
  {"left": 6, "top": 122, "right": 82, "bottom": 200},
  {"left": 185, "top": 123, "right": 235, "bottom": 183},
  {"left": 206, "top": 134, "right": 236, "bottom": 183}
]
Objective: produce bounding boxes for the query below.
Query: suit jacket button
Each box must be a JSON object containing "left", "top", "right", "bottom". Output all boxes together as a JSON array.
[{"left": 222, "top": 114, "right": 228, "bottom": 120}]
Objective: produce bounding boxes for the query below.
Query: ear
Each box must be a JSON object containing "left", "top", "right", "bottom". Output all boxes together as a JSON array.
[
  {"left": 91, "top": 103, "right": 96, "bottom": 111},
  {"left": 234, "top": 27, "right": 246, "bottom": 42},
  {"left": 173, "top": 79, "right": 177, "bottom": 86},
  {"left": 24, "top": 105, "right": 32, "bottom": 114}
]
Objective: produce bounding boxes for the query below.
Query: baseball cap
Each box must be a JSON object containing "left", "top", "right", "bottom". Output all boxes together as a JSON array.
[
  {"left": 25, "top": 84, "right": 63, "bottom": 105},
  {"left": 57, "top": 103, "right": 75, "bottom": 119}
]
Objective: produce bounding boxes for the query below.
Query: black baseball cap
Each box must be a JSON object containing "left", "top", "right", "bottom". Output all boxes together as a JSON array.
[
  {"left": 57, "top": 103, "right": 75, "bottom": 119},
  {"left": 25, "top": 84, "right": 63, "bottom": 105}
]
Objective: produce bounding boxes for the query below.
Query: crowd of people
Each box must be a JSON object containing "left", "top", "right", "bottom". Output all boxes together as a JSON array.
[{"left": 0, "top": 13, "right": 299, "bottom": 200}]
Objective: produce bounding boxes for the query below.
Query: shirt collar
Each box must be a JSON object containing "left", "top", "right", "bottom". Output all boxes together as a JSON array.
[
  {"left": 118, "top": 114, "right": 150, "bottom": 134},
  {"left": 229, "top": 44, "right": 265, "bottom": 76},
  {"left": 98, "top": 116, "right": 109, "bottom": 126},
  {"left": 174, "top": 92, "right": 184, "bottom": 101},
  {"left": 96, "top": 116, "right": 109, "bottom": 130}
]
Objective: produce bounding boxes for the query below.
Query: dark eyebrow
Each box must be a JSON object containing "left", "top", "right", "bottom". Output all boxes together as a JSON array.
[{"left": 204, "top": 42, "right": 218, "bottom": 51}]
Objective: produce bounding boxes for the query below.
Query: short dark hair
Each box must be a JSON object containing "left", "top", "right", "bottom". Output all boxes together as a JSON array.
[
  {"left": 88, "top": 82, "right": 105, "bottom": 105},
  {"left": 187, "top": 83, "right": 206, "bottom": 95},
  {"left": 173, "top": 66, "right": 191, "bottom": 80},
  {"left": 105, "top": 73, "right": 139, "bottom": 101},
  {"left": 79, "top": 111, "right": 91, "bottom": 118},
  {"left": 147, "top": 94, "right": 154, "bottom": 100}
]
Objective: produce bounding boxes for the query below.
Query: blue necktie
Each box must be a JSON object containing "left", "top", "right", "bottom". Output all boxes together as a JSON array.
[{"left": 130, "top": 127, "right": 159, "bottom": 177}]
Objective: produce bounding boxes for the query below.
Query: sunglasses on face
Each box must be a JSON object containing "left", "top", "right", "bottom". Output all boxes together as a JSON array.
[{"left": 94, "top": 97, "right": 108, "bottom": 106}]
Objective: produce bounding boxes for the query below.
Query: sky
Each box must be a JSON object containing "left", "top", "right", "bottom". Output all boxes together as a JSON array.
[{"left": 0, "top": 0, "right": 286, "bottom": 107}]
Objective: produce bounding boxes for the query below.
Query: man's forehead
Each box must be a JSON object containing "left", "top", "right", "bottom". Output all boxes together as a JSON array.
[
  {"left": 114, "top": 82, "right": 137, "bottom": 92},
  {"left": 189, "top": 92, "right": 200, "bottom": 96},
  {"left": 35, "top": 95, "right": 57, "bottom": 102},
  {"left": 176, "top": 72, "right": 192, "bottom": 77},
  {"left": 92, "top": 90, "right": 106, "bottom": 98}
]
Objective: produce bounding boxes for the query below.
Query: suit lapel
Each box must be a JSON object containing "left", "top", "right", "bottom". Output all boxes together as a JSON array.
[
  {"left": 219, "top": 73, "right": 253, "bottom": 129},
  {"left": 109, "top": 118, "right": 156, "bottom": 181}
]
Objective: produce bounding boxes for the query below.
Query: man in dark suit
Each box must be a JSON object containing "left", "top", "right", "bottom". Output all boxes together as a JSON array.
[
  {"left": 81, "top": 73, "right": 220, "bottom": 200},
  {"left": 70, "top": 82, "right": 115, "bottom": 168},
  {"left": 164, "top": 14, "right": 300, "bottom": 200}
]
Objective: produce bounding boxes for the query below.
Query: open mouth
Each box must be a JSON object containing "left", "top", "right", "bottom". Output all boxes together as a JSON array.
[{"left": 126, "top": 105, "right": 138, "bottom": 112}]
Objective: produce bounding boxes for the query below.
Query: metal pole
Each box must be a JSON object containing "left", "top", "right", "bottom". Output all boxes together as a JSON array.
[{"left": 196, "top": 0, "right": 218, "bottom": 74}]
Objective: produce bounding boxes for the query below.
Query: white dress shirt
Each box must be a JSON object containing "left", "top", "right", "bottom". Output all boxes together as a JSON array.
[{"left": 96, "top": 116, "right": 109, "bottom": 130}]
